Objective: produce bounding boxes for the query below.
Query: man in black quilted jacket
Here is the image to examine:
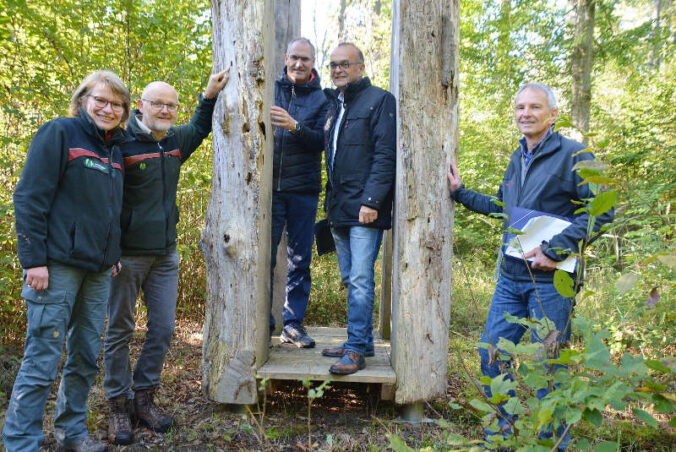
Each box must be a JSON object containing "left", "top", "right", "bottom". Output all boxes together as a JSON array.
[{"left": 269, "top": 37, "right": 329, "bottom": 348}]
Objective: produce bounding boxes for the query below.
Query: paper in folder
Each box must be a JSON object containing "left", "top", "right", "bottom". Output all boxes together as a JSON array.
[{"left": 504, "top": 206, "right": 578, "bottom": 273}]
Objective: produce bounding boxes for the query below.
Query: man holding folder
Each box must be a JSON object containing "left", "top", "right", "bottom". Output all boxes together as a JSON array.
[{"left": 447, "top": 82, "right": 613, "bottom": 449}]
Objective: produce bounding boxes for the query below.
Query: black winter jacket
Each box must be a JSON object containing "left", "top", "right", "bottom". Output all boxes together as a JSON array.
[
  {"left": 324, "top": 77, "right": 396, "bottom": 229},
  {"left": 120, "top": 94, "right": 216, "bottom": 255},
  {"left": 273, "top": 68, "right": 328, "bottom": 193},
  {"left": 14, "top": 110, "right": 127, "bottom": 272},
  {"left": 452, "top": 130, "right": 614, "bottom": 282}
]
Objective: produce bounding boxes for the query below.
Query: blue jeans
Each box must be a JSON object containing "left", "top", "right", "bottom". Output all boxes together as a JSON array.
[
  {"left": 2, "top": 262, "right": 112, "bottom": 452},
  {"left": 103, "top": 251, "right": 179, "bottom": 399},
  {"left": 331, "top": 226, "right": 383, "bottom": 355},
  {"left": 479, "top": 274, "right": 573, "bottom": 450},
  {"left": 270, "top": 192, "right": 318, "bottom": 329}
]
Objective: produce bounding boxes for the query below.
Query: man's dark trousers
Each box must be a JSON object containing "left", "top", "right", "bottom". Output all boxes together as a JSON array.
[{"left": 270, "top": 191, "right": 318, "bottom": 330}]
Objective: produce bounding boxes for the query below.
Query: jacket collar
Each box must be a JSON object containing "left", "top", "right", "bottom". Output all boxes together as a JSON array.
[
  {"left": 126, "top": 110, "right": 175, "bottom": 142},
  {"left": 325, "top": 76, "right": 372, "bottom": 103},
  {"left": 514, "top": 127, "right": 562, "bottom": 166},
  {"left": 76, "top": 107, "right": 127, "bottom": 145},
  {"left": 276, "top": 67, "right": 322, "bottom": 91}
]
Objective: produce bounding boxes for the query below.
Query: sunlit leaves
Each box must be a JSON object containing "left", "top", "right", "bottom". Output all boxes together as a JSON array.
[
  {"left": 615, "top": 273, "right": 637, "bottom": 294},
  {"left": 553, "top": 269, "right": 576, "bottom": 297},
  {"left": 587, "top": 189, "right": 617, "bottom": 216}
]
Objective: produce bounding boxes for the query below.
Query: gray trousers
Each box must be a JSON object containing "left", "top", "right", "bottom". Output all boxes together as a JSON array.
[{"left": 103, "top": 251, "right": 179, "bottom": 399}]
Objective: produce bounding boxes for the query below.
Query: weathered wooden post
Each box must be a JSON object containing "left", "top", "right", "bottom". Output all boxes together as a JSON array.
[
  {"left": 271, "top": 0, "right": 301, "bottom": 334},
  {"left": 389, "top": 0, "right": 459, "bottom": 417},
  {"left": 200, "top": 0, "right": 275, "bottom": 404}
]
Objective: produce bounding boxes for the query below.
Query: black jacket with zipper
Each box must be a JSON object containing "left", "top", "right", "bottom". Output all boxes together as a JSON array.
[
  {"left": 120, "top": 94, "right": 216, "bottom": 255},
  {"left": 273, "top": 67, "right": 328, "bottom": 194},
  {"left": 323, "top": 77, "right": 396, "bottom": 230},
  {"left": 452, "top": 130, "right": 614, "bottom": 282},
  {"left": 14, "top": 110, "right": 127, "bottom": 272}
]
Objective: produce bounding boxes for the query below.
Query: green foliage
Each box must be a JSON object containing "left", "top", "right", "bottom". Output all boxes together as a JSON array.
[
  {"left": 0, "top": 0, "right": 213, "bottom": 340},
  {"left": 302, "top": 378, "right": 331, "bottom": 450}
]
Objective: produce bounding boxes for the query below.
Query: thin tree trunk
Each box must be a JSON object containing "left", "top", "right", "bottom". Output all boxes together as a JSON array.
[
  {"left": 201, "top": 0, "right": 275, "bottom": 404},
  {"left": 570, "top": 0, "right": 595, "bottom": 139},
  {"left": 389, "top": 0, "right": 458, "bottom": 404},
  {"left": 497, "top": 0, "right": 512, "bottom": 93},
  {"left": 338, "top": 0, "right": 347, "bottom": 42},
  {"left": 271, "top": 0, "right": 301, "bottom": 333},
  {"left": 652, "top": 0, "right": 663, "bottom": 69}
]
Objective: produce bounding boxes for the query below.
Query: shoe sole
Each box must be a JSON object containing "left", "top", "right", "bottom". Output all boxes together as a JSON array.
[
  {"left": 110, "top": 435, "right": 134, "bottom": 446},
  {"left": 137, "top": 418, "right": 174, "bottom": 433},
  {"left": 329, "top": 363, "right": 366, "bottom": 375},
  {"left": 322, "top": 349, "right": 375, "bottom": 358},
  {"left": 279, "top": 334, "right": 316, "bottom": 348}
]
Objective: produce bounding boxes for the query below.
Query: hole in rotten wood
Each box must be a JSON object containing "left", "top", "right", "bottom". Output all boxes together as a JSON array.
[
  {"left": 242, "top": 122, "right": 250, "bottom": 133},
  {"left": 246, "top": 172, "right": 252, "bottom": 184},
  {"left": 258, "top": 121, "right": 266, "bottom": 138},
  {"left": 223, "top": 234, "right": 231, "bottom": 243}
]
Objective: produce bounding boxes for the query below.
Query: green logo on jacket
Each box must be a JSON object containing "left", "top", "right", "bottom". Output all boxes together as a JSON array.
[
  {"left": 140, "top": 162, "right": 147, "bottom": 170},
  {"left": 83, "top": 158, "right": 109, "bottom": 174}
]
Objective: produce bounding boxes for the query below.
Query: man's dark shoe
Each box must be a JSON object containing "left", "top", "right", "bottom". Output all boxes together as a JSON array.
[
  {"left": 133, "top": 388, "right": 174, "bottom": 433},
  {"left": 56, "top": 435, "right": 108, "bottom": 452},
  {"left": 322, "top": 346, "right": 375, "bottom": 357},
  {"left": 108, "top": 395, "right": 134, "bottom": 445},
  {"left": 280, "top": 324, "right": 316, "bottom": 348},
  {"left": 329, "top": 351, "right": 365, "bottom": 375}
]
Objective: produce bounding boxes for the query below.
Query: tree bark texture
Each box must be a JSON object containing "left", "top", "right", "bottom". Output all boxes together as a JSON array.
[
  {"left": 570, "top": 0, "right": 595, "bottom": 139},
  {"left": 273, "top": 0, "right": 301, "bottom": 69},
  {"left": 389, "top": 0, "right": 458, "bottom": 404},
  {"left": 201, "top": 0, "right": 274, "bottom": 404},
  {"left": 271, "top": 0, "right": 301, "bottom": 334}
]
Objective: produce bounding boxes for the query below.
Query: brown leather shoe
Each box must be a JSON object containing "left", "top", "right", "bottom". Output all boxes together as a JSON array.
[
  {"left": 108, "top": 395, "right": 133, "bottom": 445},
  {"left": 133, "top": 389, "right": 174, "bottom": 433},
  {"left": 329, "top": 351, "right": 365, "bottom": 375},
  {"left": 322, "top": 346, "right": 375, "bottom": 357}
]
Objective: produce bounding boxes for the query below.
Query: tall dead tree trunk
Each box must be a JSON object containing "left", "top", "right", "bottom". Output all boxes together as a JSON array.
[
  {"left": 201, "top": 0, "right": 274, "bottom": 404},
  {"left": 569, "top": 0, "right": 595, "bottom": 139},
  {"left": 271, "top": 0, "right": 301, "bottom": 333},
  {"left": 389, "top": 0, "right": 458, "bottom": 405},
  {"left": 338, "top": 0, "right": 347, "bottom": 42},
  {"left": 497, "top": 0, "right": 513, "bottom": 92}
]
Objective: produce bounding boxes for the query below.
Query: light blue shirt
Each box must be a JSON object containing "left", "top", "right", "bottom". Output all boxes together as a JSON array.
[{"left": 331, "top": 92, "right": 346, "bottom": 170}]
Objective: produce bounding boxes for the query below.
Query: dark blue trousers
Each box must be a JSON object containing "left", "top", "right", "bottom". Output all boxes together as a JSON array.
[{"left": 270, "top": 191, "right": 318, "bottom": 329}]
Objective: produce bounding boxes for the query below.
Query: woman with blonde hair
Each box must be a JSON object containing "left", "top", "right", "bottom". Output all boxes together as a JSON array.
[{"left": 3, "top": 71, "right": 130, "bottom": 452}]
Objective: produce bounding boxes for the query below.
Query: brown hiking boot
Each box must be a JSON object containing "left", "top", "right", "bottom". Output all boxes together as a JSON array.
[
  {"left": 329, "top": 351, "right": 366, "bottom": 375},
  {"left": 133, "top": 388, "right": 174, "bottom": 433},
  {"left": 108, "top": 395, "right": 133, "bottom": 445}
]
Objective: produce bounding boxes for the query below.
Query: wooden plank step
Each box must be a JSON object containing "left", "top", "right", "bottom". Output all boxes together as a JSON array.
[{"left": 258, "top": 327, "right": 396, "bottom": 384}]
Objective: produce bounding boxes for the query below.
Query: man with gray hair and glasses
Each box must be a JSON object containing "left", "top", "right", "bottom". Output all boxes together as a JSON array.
[
  {"left": 447, "top": 82, "right": 613, "bottom": 449},
  {"left": 268, "top": 37, "right": 328, "bottom": 348},
  {"left": 103, "top": 69, "right": 229, "bottom": 446}
]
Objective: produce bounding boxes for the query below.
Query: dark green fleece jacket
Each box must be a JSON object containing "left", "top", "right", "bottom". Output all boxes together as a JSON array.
[
  {"left": 14, "top": 110, "right": 127, "bottom": 272},
  {"left": 119, "top": 94, "right": 216, "bottom": 255}
]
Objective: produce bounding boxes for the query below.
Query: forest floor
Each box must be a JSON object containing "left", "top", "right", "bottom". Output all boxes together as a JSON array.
[
  {"left": 0, "top": 318, "right": 480, "bottom": 452},
  {"left": 1, "top": 316, "right": 674, "bottom": 451}
]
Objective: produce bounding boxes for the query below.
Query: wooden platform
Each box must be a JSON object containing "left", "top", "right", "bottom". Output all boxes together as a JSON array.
[{"left": 258, "top": 327, "right": 396, "bottom": 385}]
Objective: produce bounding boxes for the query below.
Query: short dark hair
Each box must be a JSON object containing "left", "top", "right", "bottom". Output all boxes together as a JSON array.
[
  {"left": 336, "top": 42, "right": 364, "bottom": 63},
  {"left": 287, "top": 37, "right": 315, "bottom": 58}
]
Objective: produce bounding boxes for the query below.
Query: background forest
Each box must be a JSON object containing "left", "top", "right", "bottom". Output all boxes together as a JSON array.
[{"left": 0, "top": 0, "right": 674, "bottom": 450}]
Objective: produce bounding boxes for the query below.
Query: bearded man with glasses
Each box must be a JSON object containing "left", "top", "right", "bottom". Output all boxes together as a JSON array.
[{"left": 103, "top": 71, "right": 229, "bottom": 446}]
